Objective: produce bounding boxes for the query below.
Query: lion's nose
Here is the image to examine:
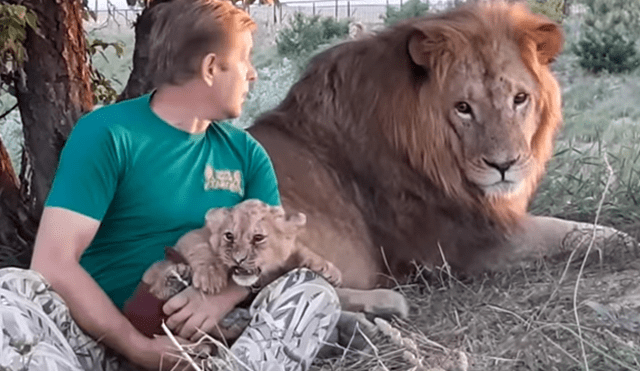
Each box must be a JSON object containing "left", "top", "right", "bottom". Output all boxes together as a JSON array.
[{"left": 483, "top": 157, "right": 519, "bottom": 178}]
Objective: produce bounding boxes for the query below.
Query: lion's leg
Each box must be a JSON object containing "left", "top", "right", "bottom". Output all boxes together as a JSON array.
[
  {"left": 504, "top": 215, "right": 637, "bottom": 264},
  {"left": 318, "top": 310, "right": 381, "bottom": 358},
  {"left": 318, "top": 289, "right": 410, "bottom": 357},
  {"left": 335, "top": 287, "right": 409, "bottom": 319}
]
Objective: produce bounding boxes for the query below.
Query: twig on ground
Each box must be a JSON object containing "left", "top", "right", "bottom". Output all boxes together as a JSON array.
[
  {"left": 380, "top": 246, "right": 407, "bottom": 297},
  {"left": 161, "top": 322, "right": 203, "bottom": 371},
  {"left": 436, "top": 242, "right": 452, "bottom": 286},
  {"left": 572, "top": 152, "right": 615, "bottom": 371},
  {"left": 553, "top": 322, "right": 637, "bottom": 370}
]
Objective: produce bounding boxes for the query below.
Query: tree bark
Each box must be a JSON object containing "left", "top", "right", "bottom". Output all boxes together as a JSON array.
[
  {"left": 0, "top": 139, "right": 35, "bottom": 268},
  {"left": 118, "top": 0, "right": 173, "bottom": 101},
  {"left": 0, "top": 0, "right": 93, "bottom": 268}
]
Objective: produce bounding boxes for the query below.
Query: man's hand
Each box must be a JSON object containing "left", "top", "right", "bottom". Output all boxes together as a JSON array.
[
  {"left": 129, "top": 335, "right": 196, "bottom": 371},
  {"left": 163, "top": 284, "right": 249, "bottom": 341}
]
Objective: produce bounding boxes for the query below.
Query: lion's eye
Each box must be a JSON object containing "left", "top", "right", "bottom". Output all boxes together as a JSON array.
[
  {"left": 223, "top": 232, "right": 234, "bottom": 242},
  {"left": 514, "top": 93, "right": 528, "bottom": 106},
  {"left": 454, "top": 101, "right": 473, "bottom": 116},
  {"left": 252, "top": 234, "right": 266, "bottom": 244}
]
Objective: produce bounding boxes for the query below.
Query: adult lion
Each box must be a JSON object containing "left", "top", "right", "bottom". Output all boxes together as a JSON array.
[{"left": 248, "top": 1, "right": 628, "bottom": 289}]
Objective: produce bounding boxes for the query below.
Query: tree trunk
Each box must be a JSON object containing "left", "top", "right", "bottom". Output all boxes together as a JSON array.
[
  {"left": 118, "top": 0, "right": 173, "bottom": 101},
  {"left": 0, "top": 0, "right": 93, "bottom": 268},
  {"left": 0, "top": 140, "right": 35, "bottom": 268}
]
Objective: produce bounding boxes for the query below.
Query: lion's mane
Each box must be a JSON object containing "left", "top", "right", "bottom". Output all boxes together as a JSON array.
[{"left": 249, "top": 2, "right": 564, "bottom": 283}]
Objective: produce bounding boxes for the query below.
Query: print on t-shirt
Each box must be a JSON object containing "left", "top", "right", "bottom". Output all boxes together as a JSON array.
[{"left": 204, "top": 164, "right": 243, "bottom": 196}]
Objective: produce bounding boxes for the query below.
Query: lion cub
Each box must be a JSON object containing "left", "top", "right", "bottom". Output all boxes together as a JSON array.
[{"left": 145, "top": 199, "right": 342, "bottom": 301}]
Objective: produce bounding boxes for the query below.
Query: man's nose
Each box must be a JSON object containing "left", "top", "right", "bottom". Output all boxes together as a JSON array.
[{"left": 248, "top": 65, "right": 257, "bottom": 81}]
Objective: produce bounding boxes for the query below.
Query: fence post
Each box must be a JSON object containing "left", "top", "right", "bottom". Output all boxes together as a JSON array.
[
  {"left": 335, "top": 0, "right": 338, "bottom": 19},
  {"left": 347, "top": 1, "right": 350, "bottom": 17},
  {"left": 313, "top": 1, "right": 316, "bottom": 16}
]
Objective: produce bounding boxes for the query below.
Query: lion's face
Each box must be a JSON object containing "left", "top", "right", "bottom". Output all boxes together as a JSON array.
[
  {"left": 442, "top": 42, "right": 539, "bottom": 198},
  {"left": 404, "top": 2, "right": 563, "bottom": 212},
  {"left": 205, "top": 199, "right": 305, "bottom": 287}
]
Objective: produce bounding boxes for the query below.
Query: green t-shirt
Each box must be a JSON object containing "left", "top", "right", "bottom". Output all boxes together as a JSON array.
[{"left": 46, "top": 93, "right": 280, "bottom": 309}]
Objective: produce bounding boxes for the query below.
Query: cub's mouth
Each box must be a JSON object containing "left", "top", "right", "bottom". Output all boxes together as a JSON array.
[{"left": 231, "top": 266, "right": 261, "bottom": 287}]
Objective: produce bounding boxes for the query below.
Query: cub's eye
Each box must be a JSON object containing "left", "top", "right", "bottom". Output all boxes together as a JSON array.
[
  {"left": 514, "top": 92, "right": 528, "bottom": 106},
  {"left": 223, "top": 232, "right": 234, "bottom": 242},
  {"left": 454, "top": 101, "right": 473, "bottom": 116},
  {"left": 252, "top": 234, "right": 266, "bottom": 244}
]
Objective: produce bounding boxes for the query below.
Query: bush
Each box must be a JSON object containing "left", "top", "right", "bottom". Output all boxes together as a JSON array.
[
  {"left": 572, "top": 0, "right": 640, "bottom": 74},
  {"left": 573, "top": 29, "right": 640, "bottom": 74},
  {"left": 276, "top": 13, "right": 349, "bottom": 59},
  {"left": 381, "top": 0, "right": 429, "bottom": 26}
]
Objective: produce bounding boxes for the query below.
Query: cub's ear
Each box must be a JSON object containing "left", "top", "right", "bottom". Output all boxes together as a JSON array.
[
  {"left": 271, "top": 209, "right": 307, "bottom": 234},
  {"left": 205, "top": 207, "right": 230, "bottom": 231},
  {"left": 285, "top": 212, "right": 307, "bottom": 228},
  {"left": 511, "top": 3, "right": 564, "bottom": 65},
  {"left": 268, "top": 205, "right": 287, "bottom": 219}
]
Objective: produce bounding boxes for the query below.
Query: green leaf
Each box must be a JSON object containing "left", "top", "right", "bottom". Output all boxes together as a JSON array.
[
  {"left": 113, "top": 41, "right": 124, "bottom": 57},
  {"left": 25, "top": 12, "right": 38, "bottom": 31}
]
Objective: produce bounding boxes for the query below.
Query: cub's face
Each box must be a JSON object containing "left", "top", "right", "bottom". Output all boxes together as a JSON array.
[
  {"left": 442, "top": 40, "right": 540, "bottom": 199},
  {"left": 205, "top": 199, "right": 305, "bottom": 287}
]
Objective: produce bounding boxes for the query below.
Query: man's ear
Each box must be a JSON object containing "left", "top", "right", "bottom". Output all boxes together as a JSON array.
[{"left": 201, "top": 52, "right": 217, "bottom": 87}]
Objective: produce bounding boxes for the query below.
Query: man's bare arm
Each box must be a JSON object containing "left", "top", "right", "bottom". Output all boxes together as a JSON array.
[{"left": 30, "top": 207, "right": 177, "bottom": 369}]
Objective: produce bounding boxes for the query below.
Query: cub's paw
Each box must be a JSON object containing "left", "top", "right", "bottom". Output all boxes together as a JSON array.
[
  {"left": 318, "top": 261, "right": 343, "bottom": 287},
  {"left": 143, "top": 261, "right": 183, "bottom": 300},
  {"left": 192, "top": 265, "right": 227, "bottom": 294},
  {"left": 163, "top": 263, "right": 192, "bottom": 297}
]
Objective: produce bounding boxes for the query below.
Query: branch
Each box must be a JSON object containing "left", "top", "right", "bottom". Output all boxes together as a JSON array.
[{"left": 0, "top": 103, "right": 19, "bottom": 121}]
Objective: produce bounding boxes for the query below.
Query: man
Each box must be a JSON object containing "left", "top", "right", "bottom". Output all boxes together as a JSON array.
[{"left": 0, "top": 1, "right": 340, "bottom": 370}]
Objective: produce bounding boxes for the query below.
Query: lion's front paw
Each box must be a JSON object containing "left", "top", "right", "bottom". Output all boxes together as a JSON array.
[
  {"left": 562, "top": 224, "right": 639, "bottom": 264},
  {"left": 191, "top": 265, "right": 227, "bottom": 294}
]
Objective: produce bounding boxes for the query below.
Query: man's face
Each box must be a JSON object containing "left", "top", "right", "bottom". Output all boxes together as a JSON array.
[{"left": 210, "top": 30, "right": 257, "bottom": 120}]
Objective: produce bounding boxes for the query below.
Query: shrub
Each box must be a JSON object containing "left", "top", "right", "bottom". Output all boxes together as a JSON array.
[
  {"left": 381, "top": 0, "right": 429, "bottom": 26},
  {"left": 572, "top": 0, "right": 640, "bottom": 74},
  {"left": 573, "top": 29, "right": 640, "bottom": 74},
  {"left": 276, "top": 13, "right": 349, "bottom": 60}
]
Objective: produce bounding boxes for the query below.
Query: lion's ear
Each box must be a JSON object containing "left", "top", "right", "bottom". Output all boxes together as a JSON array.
[
  {"left": 529, "top": 22, "right": 563, "bottom": 65},
  {"left": 205, "top": 207, "right": 230, "bottom": 231},
  {"left": 511, "top": 4, "right": 564, "bottom": 65},
  {"left": 408, "top": 24, "right": 466, "bottom": 87},
  {"left": 408, "top": 27, "right": 453, "bottom": 67}
]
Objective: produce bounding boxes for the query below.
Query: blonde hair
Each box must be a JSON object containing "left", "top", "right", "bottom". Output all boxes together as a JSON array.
[{"left": 148, "top": 0, "right": 256, "bottom": 87}]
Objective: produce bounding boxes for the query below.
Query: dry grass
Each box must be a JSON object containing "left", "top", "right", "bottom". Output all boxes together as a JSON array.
[{"left": 167, "top": 230, "right": 640, "bottom": 371}]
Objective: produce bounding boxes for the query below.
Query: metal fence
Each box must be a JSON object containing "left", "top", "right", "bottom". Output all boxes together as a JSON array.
[
  {"left": 88, "top": 0, "right": 461, "bottom": 29},
  {"left": 247, "top": 0, "right": 460, "bottom": 26}
]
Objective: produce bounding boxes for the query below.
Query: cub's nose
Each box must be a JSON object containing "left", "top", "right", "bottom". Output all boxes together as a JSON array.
[{"left": 232, "top": 251, "right": 248, "bottom": 264}]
